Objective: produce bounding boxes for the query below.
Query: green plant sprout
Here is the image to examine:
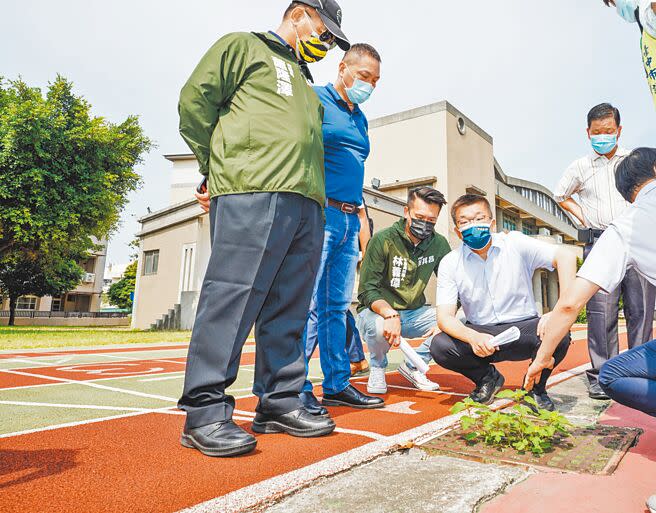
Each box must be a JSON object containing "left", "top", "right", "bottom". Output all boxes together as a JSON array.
[{"left": 449, "top": 389, "right": 572, "bottom": 455}]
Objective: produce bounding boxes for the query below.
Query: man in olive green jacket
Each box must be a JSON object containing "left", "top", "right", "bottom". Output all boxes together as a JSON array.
[
  {"left": 177, "top": 0, "right": 349, "bottom": 458},
  {"left": 356, "top": 187, "right": 451, "bottom": 395}
]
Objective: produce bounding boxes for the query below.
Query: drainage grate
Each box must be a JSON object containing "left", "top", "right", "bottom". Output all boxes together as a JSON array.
[{"left": 420, "top": 424, "right": 642, "bottom": 475}]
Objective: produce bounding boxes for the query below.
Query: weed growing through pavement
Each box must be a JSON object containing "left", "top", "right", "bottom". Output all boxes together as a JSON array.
[{"left": 449, "top": 389, "right": 572, "bottom": 455}]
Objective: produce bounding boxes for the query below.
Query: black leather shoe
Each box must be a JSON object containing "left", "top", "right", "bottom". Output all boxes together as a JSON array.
[
  {"left": 300, "top": 391, "right": 329, "bottom": 416},
  {"left": 181, "top": 420, "right": 257, "bottom": 457},
  {"left": 322, "top": 384, "right": 385, "bottom": 409},
  {"left": 470, "top": 367, "right": 505, "bottom": 405},
  {"left": 252, "top": 408, "right": 335, "bottom": 437},
  {"left": 525, "top": 390, "right": 556, "bottom": 412},
  {"left": 588, "top": 382, "right": 610, "bottom": 400}
]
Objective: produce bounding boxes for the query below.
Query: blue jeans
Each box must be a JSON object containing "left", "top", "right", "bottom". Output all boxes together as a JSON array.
[
  {"left": 303, "top": 207, "right": 360, "bottom": 395},
  {"left": 599, "top": 339, "right": 656, "bottom": 417},
  {"left": 356, "top": 306, "right": 436, "bottom": 369},
  {"left": 346, "top": 310, "right": 366, "bottom": 363}
]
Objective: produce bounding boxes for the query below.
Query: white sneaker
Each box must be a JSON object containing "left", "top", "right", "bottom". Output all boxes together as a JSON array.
[
  {"left": 647, "top": 494, "right": 656, "bottom": 513},
  {"left": 367, "top": 366, "right": 387, "bottom": 394},
  {"left": 398, "top": 362, "right": 440, "bottom": 391}
]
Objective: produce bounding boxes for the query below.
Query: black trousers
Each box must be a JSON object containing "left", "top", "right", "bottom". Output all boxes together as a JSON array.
[
  {"left": 430, "top": 317, "right": 571, "bottom": 394},
  {"left": 178, "top": 192, "right": 323, "bottom": 429},
  {"left": 583, "top": 242, "right": 656, "bottom": 387}
]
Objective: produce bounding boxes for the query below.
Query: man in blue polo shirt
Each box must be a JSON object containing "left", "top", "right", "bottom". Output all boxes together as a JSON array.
[{"left": 300, "top": 43, "right": 384, "bottom": 413}]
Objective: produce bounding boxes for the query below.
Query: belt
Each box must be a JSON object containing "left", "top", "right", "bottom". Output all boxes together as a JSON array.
[
  {"left": 577, "top": 228, "right": 605, "bottom": 244},
  {"left": 327, "top": 198, "right": 360, "bottom": 214}
]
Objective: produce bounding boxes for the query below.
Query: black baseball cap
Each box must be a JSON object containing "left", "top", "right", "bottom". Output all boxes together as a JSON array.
[{"left": 296, "top": 0, "right": 350, "bottom": 51}]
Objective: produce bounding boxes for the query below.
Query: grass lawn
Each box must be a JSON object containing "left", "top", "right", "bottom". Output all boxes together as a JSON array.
[{"left": 0, "top": 326, "right": 191, "bottom": 350}]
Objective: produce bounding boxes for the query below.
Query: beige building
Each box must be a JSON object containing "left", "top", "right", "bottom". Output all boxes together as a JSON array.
[
  {"left": 131, "top": 101, "right": 582, "bottom": 330},
  {"left": 0, "top": 239, "right": 120, "bottom": 326}
]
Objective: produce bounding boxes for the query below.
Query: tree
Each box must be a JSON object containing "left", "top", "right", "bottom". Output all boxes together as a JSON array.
[
  {"left": 107, "top": 261, "right": 137, "bottom": 310},
  {"left": 0, "top": 75, "right": 152, "bottom": 323},
  {"left": 0, "top": 249, "right": 83, "bottom": 325}
]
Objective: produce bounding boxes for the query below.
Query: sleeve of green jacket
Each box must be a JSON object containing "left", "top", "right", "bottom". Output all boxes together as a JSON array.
[
  {"left": 178, "top": 33, "right": 252, "bottom": 176},
  {"left": 357, "top": 235, "right": 387, "bottom": 309}
]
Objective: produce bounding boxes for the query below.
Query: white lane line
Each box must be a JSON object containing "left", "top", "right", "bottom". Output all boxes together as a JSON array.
[
  {"left": 96, "top": 353, "right": 187, "bottom": 365},
  {"left": 351, "top": 382, "right": 468, "bottom": 397},
  {"left": 0, "top": 407, "right": 180, "bottom": 439},
  {"left": 333, "top": 427, "right": 386, "bottom": 440},
  {"left": 0, "top": 400, "right": 172, "bottom": 413},
  {"left": 0, "top": 368, "right": 178, "bottom": 403},
  {"left": 140, "top": 372, "right": 185, "bottom": 382},
  {"left": 4, "top": 358, "right": 57, "bottom": 367}
]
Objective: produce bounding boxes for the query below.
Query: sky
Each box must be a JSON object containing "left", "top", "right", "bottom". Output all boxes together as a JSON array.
[{"left": 2, "top": 0, "right": 655, "bottom": 266}]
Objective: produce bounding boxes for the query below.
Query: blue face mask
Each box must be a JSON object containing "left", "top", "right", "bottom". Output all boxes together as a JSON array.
[
  {"left": 615, "top": 0, "right": 638, "bottom": 23},
  {"left": 460, "top": 223, "right": 492, "bottom": 251},
  {"left": 590, "top": 133, "right": 618, "bottom": 155},
  {"left": 343, "top": 66, "right": 374, "bottom": 104}
]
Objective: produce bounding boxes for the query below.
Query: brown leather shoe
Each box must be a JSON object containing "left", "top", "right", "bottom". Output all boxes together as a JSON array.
[{"left": 350, "top": 359, "right": 370, "bottom": 376}]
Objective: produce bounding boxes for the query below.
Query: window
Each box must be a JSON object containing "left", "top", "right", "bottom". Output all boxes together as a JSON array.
[
  {"left": 143, "top": 250, "right": 159, "bottom": 276},
  {"left": 81, "top": 257, "right": 96, "bottom": 273},
  {"left": 16, "top": 296, "right": 37, "bottom": 310},
  {"left": 522, "top": 222, "right": 538, "bottom": 236},
  {"left": 51, "top": 296, "right": 64, "bottom": 312},
  {"left": 502, "top": 212, "right": 518, "bottom": 232}
]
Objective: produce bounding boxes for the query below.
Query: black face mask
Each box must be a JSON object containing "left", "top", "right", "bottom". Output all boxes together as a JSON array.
[{"left": 408, "top": 217, "right": 435, "bottom": 240}]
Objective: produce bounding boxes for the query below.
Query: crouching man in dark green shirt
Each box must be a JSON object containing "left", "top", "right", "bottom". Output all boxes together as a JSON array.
[{"left": 356, "top": 186, "right": 451, "bottom": 395}]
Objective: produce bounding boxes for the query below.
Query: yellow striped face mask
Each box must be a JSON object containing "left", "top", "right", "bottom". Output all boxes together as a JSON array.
[{"left": 293, "top": 12, "right": 335, "bottom": 63}]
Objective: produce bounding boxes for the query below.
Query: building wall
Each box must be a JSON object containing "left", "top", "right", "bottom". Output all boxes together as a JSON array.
[
  {"left": 169, "top": 158, "right": 202, "bottom": 205},
  {"left": 443, "top": 110, "right": 495, "bottom": 248},
  {"left": 366, "top": 110, "right": 448, "bottom": 192},
  {"left": 132, "top": 218, "right": 202, "bottom": 329}
]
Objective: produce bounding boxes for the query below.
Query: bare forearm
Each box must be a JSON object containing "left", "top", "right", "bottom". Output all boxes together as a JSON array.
[
  {"left": 371, "top": 299, "right": 396, "bottom": 318},
  {"left": 534, "top": 277, "right": 599, "bottom": 364},
  {"left": 558, "top": 199, "right": 586, "bottom": 226},
  {"left": 438, "top": 314, "right": 481, "bottom": 345},
  {"left": 357, "top": 209, "right": 371, "bottom": 257},
  {"left": 554, "top": 248, "right": 578, "bottom": 299}
]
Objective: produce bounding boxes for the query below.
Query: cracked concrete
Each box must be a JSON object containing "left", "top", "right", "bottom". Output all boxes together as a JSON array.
[
  {"left": 263, "top": 372, "right": 610, "bottom": 513},
  {"left": 264, "top": 449, "right": 529, "bottom": 513}
]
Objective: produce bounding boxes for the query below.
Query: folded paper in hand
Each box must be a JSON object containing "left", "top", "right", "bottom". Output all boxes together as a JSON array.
[
  {"left": 489, "top": 326, "right": 521, "bottom": 348},
  {"left": 399, "top": 338, "right": 430, "bottom": 374}
]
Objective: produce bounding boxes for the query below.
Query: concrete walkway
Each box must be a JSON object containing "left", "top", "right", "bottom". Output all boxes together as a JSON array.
[{"left": 264, "top": 373, "right": 652, "bottom": 513}]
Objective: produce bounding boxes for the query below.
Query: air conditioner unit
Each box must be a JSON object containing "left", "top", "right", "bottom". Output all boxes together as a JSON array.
[
  {"left": 83, "top": 273, "right": 95, "bottom": 283},
  {"left": 538, "top": 228, "right": 551, "bottom": 237},
  {"left": 555, "top": 234, "right": 563, "bottom": 244}
]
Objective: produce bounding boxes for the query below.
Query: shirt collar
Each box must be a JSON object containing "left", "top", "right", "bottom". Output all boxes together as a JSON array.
[
  {"left": 635, "top": 179, "right": 656, "bottom": 202},
  {"left": 325, "top": 83, "right": 360, "bottom": 113},
  {"left": 591, "top": 146, "right": 629, "bottom": 162},
  {"left": 463, "top": 232, "right": 504, "bottom": 260}
]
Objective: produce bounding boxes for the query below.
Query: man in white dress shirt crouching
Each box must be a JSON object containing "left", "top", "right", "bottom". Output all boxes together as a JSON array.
[{"left": 429, "top": 194, "right": 578, "bottom": 410}]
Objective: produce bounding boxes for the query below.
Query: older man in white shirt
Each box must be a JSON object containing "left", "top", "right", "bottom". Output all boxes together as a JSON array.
[
  {"left": 429, "top": 194, "right": 577, "bottom": 411},
  {"left": 525, "top": 147, "right": 656, "bottom": 513},
  {"left": 554, "top": 102, "right": 656, "bottom": 400}
]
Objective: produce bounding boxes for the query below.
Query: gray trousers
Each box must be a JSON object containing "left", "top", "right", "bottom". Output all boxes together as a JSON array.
[
  {"left": 178, "top": 192, "right": 323, "bottom": 429},
  {"left": 584, "top": 242, "right": 656, "bottom": 387},
  {"left": 430, "top": 317, "right": 571, "bottom": 394}
]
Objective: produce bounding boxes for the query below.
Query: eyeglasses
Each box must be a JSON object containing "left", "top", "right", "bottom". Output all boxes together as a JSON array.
[
  {"left": 304, "top": 10, "right": 337, "bottom": 48},
  {"left": 457, "top": 215, "right": 491, "bottom": 229}
]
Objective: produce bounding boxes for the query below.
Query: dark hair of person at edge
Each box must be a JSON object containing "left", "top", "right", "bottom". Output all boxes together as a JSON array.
[
  {"left": 449, "top": 194, "right": 493, "bottom": 223},
  {"left": 587, "top": 102, "right": 621, "bottom": 128},
  {"left": 615, "top": 147, "right": 656, "bottom": 202},
  {"left": 407, "top": 186, "right": 447, "bottom": 209}
]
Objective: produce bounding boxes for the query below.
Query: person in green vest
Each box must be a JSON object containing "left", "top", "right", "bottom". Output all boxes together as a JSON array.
[
  {"left": 177, "top": 0, "right": 349, "bottom": 458},
  {"left": 603, "top": 0, "right": 656, "bottom": 108},
  {"left": 356, "top": 186, "right": 451, "bottom": 395}
]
